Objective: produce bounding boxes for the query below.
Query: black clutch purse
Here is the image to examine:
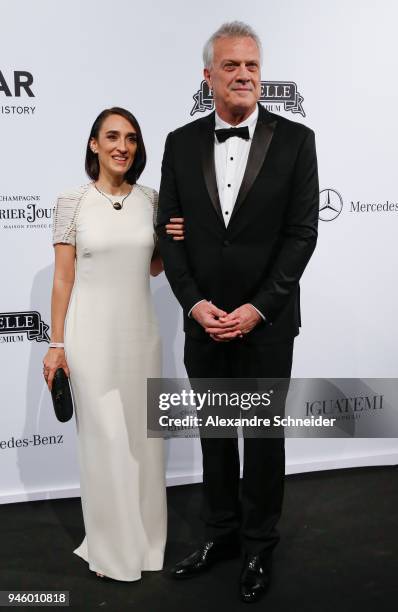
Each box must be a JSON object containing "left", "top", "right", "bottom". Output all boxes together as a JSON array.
[{"left": 51, "top": 368, "right": 74, "bottom": 422}]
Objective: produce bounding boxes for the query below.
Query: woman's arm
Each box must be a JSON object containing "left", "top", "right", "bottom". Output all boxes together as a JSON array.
[
  {"left": 43, "top": 244, "right": 76, "bottom": 389},
  {"left": 150, "top": 245, "right": 163, "bottom": 276}
]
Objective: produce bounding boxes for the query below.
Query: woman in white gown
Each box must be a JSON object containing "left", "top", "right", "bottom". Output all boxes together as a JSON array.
[{"left": 42, "top": 107, "right": 184, "bottom": 581}]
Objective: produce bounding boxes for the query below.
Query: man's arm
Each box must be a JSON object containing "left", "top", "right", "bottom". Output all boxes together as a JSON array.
[
  {"left": 250, "top": 128, "right": 319, "bottom": 322},
  {"left": 156, "top": 132, "right": 205, "bottom": 313},
  {"left": 157, "top": 133, "right": 242, "bottom": 337}
]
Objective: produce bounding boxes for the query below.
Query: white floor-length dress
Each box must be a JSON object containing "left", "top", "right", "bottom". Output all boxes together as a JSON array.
[{"left": 52, "top": 183, "right": 167, "bottom": 581}]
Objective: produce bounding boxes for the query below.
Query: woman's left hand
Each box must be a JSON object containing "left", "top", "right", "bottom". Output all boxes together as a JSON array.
[{"left": 166, "top": 217, "right": 184, "bottom": 241}]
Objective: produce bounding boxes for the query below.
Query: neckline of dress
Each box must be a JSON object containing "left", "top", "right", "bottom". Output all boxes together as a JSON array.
[{"left": 91, "top": 182, "right": 135, "bottom": 199}]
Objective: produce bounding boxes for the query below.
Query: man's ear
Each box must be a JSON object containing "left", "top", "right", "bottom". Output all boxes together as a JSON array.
[{"left": 204, "top": 68, "right": 212, "bottom": 90}]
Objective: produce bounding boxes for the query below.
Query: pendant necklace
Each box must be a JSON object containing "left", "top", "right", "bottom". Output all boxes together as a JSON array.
[{"left": 94, "top": 184, "right": 133, "bottom": 210}]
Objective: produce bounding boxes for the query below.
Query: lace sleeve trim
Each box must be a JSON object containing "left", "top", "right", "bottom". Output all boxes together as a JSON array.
[
  {"left": 135, "top": 184, "right": 159, "bottom": 240},
  {"left": 52, "top": 184, "right": 91, "bottom": 246}
]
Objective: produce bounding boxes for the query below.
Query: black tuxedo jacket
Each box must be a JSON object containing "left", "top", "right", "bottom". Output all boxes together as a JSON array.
[{"left": 157, "top": 104, "right": 319, "bottom": 344}]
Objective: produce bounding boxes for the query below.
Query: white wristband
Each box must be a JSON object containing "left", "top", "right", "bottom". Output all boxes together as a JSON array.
[{"left": 49, "top": 342, "right": 64, "bottom": 348}]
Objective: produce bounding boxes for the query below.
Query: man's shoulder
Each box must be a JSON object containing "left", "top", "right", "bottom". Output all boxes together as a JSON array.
[
  {"left": 166, "top": 107, "right": 315, "bottom": 143},
  {"left": 168, "top": 113, "right": 213, "bottom": 140},
  {"left": 265, "top": 109, "right": 314, "bottom": 138}
]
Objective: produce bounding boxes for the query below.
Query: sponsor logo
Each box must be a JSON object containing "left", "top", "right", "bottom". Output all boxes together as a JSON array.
[
  {"left": 319, "top": 188, "right": 343, "bottom": 221},
  {"left": 0, "top": 434, "right": 64, "bottom": 450},
  {"left": 0, "top": 312, "right": 50, "bottom": 344},
  {"left": 350, "top": 200, "right": 398, "bottom": 213},
  {"left": 0, "top": 69, "right": 35, "bottom": 115},
  {"left": 305, "top": 394, "right": 384, "bottom": 421},
  {"left": 191, "top": 80, "right": 305, "bottom": 117},
  {"left": 320, "top": 187, "right": 398, "bottom": 220},
  {"left": 0, "top": 195, "right": 53, "bottom": 230},
  {"left": 163, "top": 407, "right": 198, "bottom": 438}
]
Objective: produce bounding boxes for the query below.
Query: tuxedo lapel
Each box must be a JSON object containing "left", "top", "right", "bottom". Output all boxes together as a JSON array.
[
  {"left": 199, "top": 112, "right": 224, "bottom": 223},
  {"left": 229, "top": 105, "right": 277, "bottom": 223}
]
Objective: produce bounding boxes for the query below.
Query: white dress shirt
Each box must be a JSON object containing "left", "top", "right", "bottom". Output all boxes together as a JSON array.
[
  {"left": 214, "top": 105, "right": 258, "bottom": 226},
  {"left": 189, "top": 105, "right": 265, "bottom": 321}
]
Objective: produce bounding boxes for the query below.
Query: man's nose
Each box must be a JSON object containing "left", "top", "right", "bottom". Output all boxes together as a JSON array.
[{"left": 236, "top": 66, "right": 251, "bottom": 82}]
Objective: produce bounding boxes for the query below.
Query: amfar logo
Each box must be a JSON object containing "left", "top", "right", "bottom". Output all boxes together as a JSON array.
[
  {"left": 0, "top": 69, "right": 35, "bottom": 116},
  {"left": 0, "top": 312, "right": 50, "bottom": 344},
  {"left": 319, "top": 188, "right": 343, "bottom": 222},
  {"left": 0, "top": 195, "right": 53, "bottom": 230},
  {"left": 191, "top": 80, "right": 305, "bottom": 117}
]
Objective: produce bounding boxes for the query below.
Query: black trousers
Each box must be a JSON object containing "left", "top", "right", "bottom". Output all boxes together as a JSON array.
[{"left": 184, "top": 335, "right": 294, "bottom": 556}]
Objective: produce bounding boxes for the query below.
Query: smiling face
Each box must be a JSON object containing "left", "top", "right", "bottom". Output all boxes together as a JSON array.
[
  {"left": 204, "top": 36, "right": 261, "bottom": 123},
  {"left": 90, "top": 114, "right": 137, "bottom": 181}
]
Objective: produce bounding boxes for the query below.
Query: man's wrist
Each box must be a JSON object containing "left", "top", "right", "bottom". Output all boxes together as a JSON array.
[
  {"left": 248, "top": 304, "right": 266, "bottom": 321},
  {"left": 188, "top": 299, "right": 206, "bottom": 318}
]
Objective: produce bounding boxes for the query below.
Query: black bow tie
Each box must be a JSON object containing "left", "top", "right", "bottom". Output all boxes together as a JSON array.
[{"left": 215, "top": 126, "right": 250, "bottom": 143}]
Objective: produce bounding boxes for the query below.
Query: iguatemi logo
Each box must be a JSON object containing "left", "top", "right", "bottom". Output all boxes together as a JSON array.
[
  {"left": 191, "top": 80, "right": 305, "bottom": 117},
  {"left": 0, "top": 69, "right": 35, "bottom": 116},
  {"left": 305, "top": 393, "right": 384, "bottom": 422},
  {"left": 0, "top": 312, "right": 50, "bottom": 344}
]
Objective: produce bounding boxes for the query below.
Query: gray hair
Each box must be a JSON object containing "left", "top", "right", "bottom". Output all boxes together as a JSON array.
[{"left": 203, "top": 21, "right": 262, "bottom": 69}]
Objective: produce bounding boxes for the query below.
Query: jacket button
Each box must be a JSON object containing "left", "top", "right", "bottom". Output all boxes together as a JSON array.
[{"left": 223, "top": 240, "right": 230, "bottom": 247}]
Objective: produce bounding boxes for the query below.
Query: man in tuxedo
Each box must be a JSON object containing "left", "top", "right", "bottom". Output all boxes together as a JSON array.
[{"left": 157, "top": 21, "right": 319, "bottom": 603}]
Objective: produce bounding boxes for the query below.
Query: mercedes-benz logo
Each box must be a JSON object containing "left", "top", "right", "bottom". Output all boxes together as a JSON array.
[{"left": 319, "top": 188, "right": 343, "bottom": 221}]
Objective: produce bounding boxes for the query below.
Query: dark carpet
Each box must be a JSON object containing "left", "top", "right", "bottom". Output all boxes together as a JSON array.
[{"left": 1, "top": 466, "right": 397, "bottom": 611}]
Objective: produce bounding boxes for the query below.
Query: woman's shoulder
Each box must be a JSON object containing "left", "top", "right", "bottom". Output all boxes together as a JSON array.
[
  {"left": 53, "top": 184, "right": 92, "bottom": 246},
  {"left": 135, "top": 183, "right": 158, "bottom": 203},
  {"left": 56, "top": 183, "right": 92, "bottom": 206}
]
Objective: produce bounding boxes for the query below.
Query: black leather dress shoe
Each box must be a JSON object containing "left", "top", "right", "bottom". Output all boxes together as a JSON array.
[
  {"left": 239, "top": 554, "right": 272, "bottom": 603},
  {"left": 171, "top": 540, "right": 240, "bottom": 579}
]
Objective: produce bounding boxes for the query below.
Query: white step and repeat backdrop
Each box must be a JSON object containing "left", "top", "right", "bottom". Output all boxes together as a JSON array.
[{"left": 1, "top": 0, "right": 397, "bottom": 503}]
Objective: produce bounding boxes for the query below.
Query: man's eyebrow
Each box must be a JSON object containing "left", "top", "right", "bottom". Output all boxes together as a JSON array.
[{"left": 222, "top": 59, "right": 259, "bottom": 64}]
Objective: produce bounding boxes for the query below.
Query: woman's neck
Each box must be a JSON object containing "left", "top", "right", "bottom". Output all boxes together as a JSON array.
[{"left": 95, "top": 171, "right": 130, "bottom": 195}]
